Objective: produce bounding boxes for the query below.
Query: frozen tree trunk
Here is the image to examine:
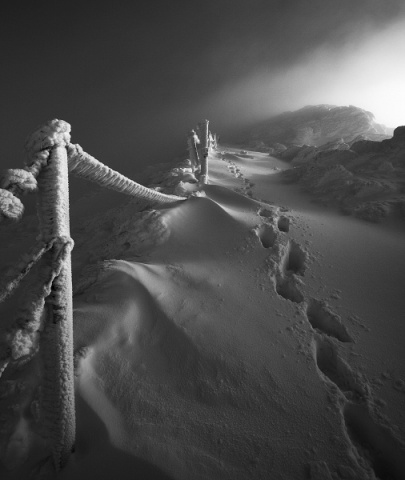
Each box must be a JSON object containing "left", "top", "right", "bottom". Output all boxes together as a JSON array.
[
  {"left": 67, "top": 144, "right": 185, "bottom": 205},
  {"left": 37, "top": 144, "right": 75, "bottom": 470},
  {"left": 186, "top": 130, "right": 200, "bottom": 172},
  {"left": 198, "top": 120, "right": 209, "bottom": 184}
]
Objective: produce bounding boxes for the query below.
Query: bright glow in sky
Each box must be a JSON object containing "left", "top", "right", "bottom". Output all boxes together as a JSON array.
[
  {"left": 269, "top": 19, "right": 405, "bottom": 127},
  {"left": 298, "top": 20, "right": 405, "bottom": 127},
  {"left": 209, "top": 18, "right": 405, "bottom": 129}
]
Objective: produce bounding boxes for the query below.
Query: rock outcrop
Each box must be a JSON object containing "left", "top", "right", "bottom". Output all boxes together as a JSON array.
[
  {"left": 282, "top": 124, "right": 405, "bottom": 223},
  {"left": 246, "top": 105, "right": 392, "bottom": 152}
]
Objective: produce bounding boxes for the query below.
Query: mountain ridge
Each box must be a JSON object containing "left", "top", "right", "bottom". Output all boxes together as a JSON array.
[{"left": 245, "top": 104, "right": 393, "bottom": 151}]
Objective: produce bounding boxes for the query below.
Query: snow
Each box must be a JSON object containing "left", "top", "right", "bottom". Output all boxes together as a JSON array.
[
  {"left": 278, "top": 126, "right": 405, "bottom": 223},
  {"left": 0, "top": 145, "right": 405, "bottom": 479},
  {"left": 0, "top": 190, "right": 24, "bottom": 221}
]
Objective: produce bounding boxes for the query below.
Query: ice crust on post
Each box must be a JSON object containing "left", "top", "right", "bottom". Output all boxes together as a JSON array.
[
  {"left": 198, "top": 119, "right": 209, "bottom": 184},
  {"left": 186, "top": 129, "right": 200, "bottom": 172},
  {"left": 26, "top": 120, "right": 76, "bottom": 470},
  {"left": 0, "top": 117, "right": 189, "bottom": 473}
]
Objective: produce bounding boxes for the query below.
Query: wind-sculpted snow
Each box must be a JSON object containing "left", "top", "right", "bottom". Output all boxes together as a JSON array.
[
  {"left": 281, "top": 125, "right": 405, "bottom": 222},
  {"left": 1, "top": 140, "right": 404, "bottom": 480},
  {"left": 72, "top": 200, "right": 170, "bottom": 290}
]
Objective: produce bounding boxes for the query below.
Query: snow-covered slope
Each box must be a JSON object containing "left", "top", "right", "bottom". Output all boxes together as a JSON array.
[
  {"left": 245, "top": 105, "right": 393, "bottom": 152},
  {"left": 280, "top": 125, "right": 405, "bottom": 222},
  {"left": 0, "top": 147, "right": 404, "bottom": 480}
]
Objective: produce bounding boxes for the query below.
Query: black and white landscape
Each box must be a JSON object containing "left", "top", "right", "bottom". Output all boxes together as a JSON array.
[
  {"left": 1, "top": 113, "right": 405, "bottom": 479},
  {"left": 0, "top": 2, "right": 405, "bottom": 479}
]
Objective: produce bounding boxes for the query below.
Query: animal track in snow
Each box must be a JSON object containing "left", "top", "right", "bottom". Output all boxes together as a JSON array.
[
  {"left": 313, "top": 336, "right": 368, "bottom": 398},
  {"left": 306, "top": 299, "right": 353, "bottom": 342},
  {"left": 343, "top": 402, "right": 405, "bottom": 480}
]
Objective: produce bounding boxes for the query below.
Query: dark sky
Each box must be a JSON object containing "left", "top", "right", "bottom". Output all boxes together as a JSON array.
[{"left": 1, "top": 0, "right": 405, "bottom": 182}]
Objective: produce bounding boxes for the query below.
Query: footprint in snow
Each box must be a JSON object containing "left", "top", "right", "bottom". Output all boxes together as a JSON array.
[
  {"left": 305, "top": 299, "right": 352, "bottom": 343},
  {"left": 254, "top": 224, "right": 277, "bottom": 249},
  {"left": 312, "top": 335, "right": 367, "bottom": 398},
  {"left": 343, "top": 402, "right": 405, "bottom": 480}
]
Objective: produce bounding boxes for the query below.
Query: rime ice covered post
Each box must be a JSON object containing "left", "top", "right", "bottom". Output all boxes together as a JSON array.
[
  {"left": 25, "top": 120, "right": 76, "bottom": 470},
  {"left": 210, "top": 133, "right": 217, "bottom": 150},
  {"left": 198, "top": 120, "right": 209, "bottom": 184},
  {"left": 0, "top": 118, "right": 189, "bottom": 472},
  {"left": 0, "top": 169, "right": 38, "bottom": 222},
  {"left": 186, "top": 130, "right": 200, "bottom": 172}
]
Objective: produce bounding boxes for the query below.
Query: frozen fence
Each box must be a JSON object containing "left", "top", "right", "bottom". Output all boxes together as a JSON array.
[
  {"left": 187, "top": 119, "right": 217, "bottom": 185},
  {"left": 0, "top": 119, "right": 187, "bottom": 471}
]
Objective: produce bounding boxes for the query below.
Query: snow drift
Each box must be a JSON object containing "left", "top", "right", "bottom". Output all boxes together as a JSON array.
[{"left": 0, "top": 134, "right": 404, "bottom": 480}]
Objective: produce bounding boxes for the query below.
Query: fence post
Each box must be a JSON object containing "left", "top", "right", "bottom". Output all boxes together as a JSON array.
[
  {"left": 198, "top": 120, "right": 209, "bottom": 184},
  {"left": 1, "top": 116, "right": 197, "bottom": 472},
  {"left": 33, "top": 126, "right": 75, "bottom": 470},
  {"left": 186, "top": 130, "right": 200, "bottom": 172}
]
